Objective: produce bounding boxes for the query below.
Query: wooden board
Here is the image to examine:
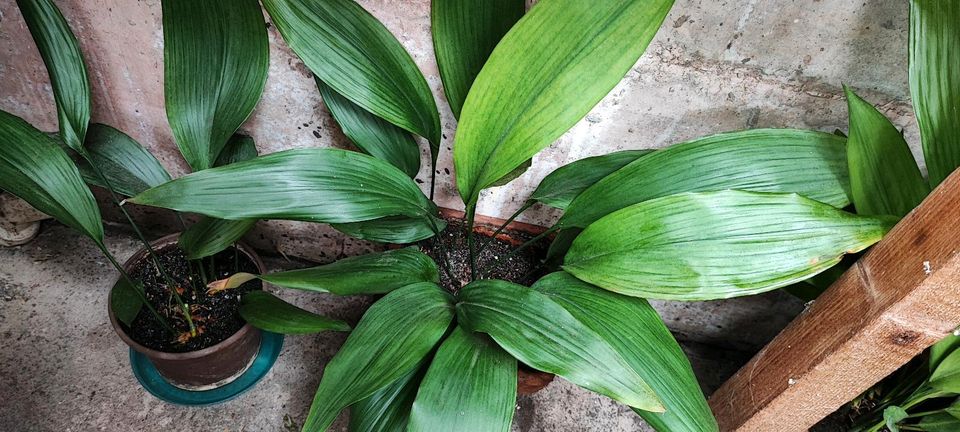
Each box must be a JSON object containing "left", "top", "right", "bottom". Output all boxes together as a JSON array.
[{"left": 708, "top": 169, "right": 960, "bottom": 431}]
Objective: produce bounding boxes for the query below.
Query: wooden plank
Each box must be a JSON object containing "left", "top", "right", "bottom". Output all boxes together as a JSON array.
[{"left": 708, "top": 169, "right": 960, "bottom": 431}]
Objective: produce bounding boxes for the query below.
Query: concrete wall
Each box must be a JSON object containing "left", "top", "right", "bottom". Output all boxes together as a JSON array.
[{"left": 0, "top": 0, "right": 918, "bottom": 261}]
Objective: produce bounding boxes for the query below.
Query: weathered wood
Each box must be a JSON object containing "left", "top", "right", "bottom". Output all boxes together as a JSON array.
[{"left": 709, "top": 169, "right": 960, "bottom": 431}]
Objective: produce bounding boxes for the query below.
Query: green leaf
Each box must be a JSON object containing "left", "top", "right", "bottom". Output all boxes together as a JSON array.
[
  {"left": 71, "top": 124, "right": 173, "bottom": 198},
  {"left": 0, "top": 110, "right": 103, "bottom": 243},
  {"left": 530, "top": 150, "right": 652, "bottom": 210},
  {"left": 533, "top": 272, "right": 717, "bottom": 431},
  {"left": 214, "top": 134, "right": 259, "bottom": 167},
  {"left": 408, "top": 327, "right": 516, "bottom": 432},
  {"left": 488, "top": 158, "right": 531, "bottom": 187},
  {"left": 349, "top": 364, "right": 427, "bottom": 432},
  {"left": 129, "top": 148, "right": 436, "bottom": 224},
  {"left": 457, "top": 279, "right": 663, "bottom": 412},
  {"left": 162, "top": 0, "right": 269, "bottom": 171},
  {"left": 932, "top": 335, "right": 960, "bottom": 372},
  {"left": 17, "top": 0, "right": 90, "bottom": 152},
  {"left": 178, "top": 218, "right": 257, "bottom": 260},
  {"left": 110, "top": 277, "right": 144, "bottom": 327},
  {"left": 453, "top": 0, "right": 674, "bottom": 206},
  {"left": 331, "top": 215, "right": 445, "bottom": 244},
  {"left": 431, "top": 0, "right": 524, "bottom": 118},
  {"left": 844, "top": 87, "right": 929, "bottom": 217},
  {"left": 945, "top": 398, "right": 960, "bottom": 420},
  {"left": 239, "top": 291, "right": 350, "bottom": 334},
  {"left": 261, "top": 0, "right": 441, "bottom": 159},
  {"left": 883, "top": 405, "right": 908, "bottom": 432},
  {"left": 261, "top": 248, "right": 439, "bottom": 295},
  {"left": 920, "top": 412, "right": 960, "bottom": 432},
  {"left": 559, "top": 129, "right": 852, "bottom": 229},
  {"left": 317, "top": 79, "right": 420, "bottom": 179},
  {"left": 931, "top": 348, "right": 960, "bottom": 393},
  {"left": 563, "top": 190, "right": 893, "bottom": 300},
  {"left": 910, "top": 0, "right": 960, "bottom": 187},
  {"left": 303, "top": 283, "right": 454, "bottom": 432}
]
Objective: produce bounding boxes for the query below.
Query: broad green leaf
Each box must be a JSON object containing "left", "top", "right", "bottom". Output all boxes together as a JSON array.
[
  {"left": 431, "top": 0, "right": 524, "bottom": 118},
  {"left": 883, "top": 405, "right": 908, "bottom": 432},
  {"left": 110, "top": 277, "right": 144, "bottom": 327},
  {"left": 239, "top": 291, "right": 350, "bottom": 334},
  {"left": 261, "top": 248, "right": 439, "bottom": 295},
  {"left": 214, "top": 134, "right": 259, "bottom": 167},
  {"left": 162, "top": 0, "right": 269, "bottom": 171},
  {"left": 317, "top": 79, "right": 420, "bottom": 178},
  {"left": 129, "top": 148, "right": 436, "bottom": 224},
  {"left": 488, "top": 158, "right": 532, "bottom": 188},
  {"left": 563, "top": 191, "right": 893, "bottom": 300},
  {"left": 0, "top": 110, "right": 102, "bottom": 243},
  {"left": 530, "top": 150, "right": 652, "bottom": 210},
  {"left": 910, "top": 0, "right": 960, "bottom": 187},
  {"left": 533, "top": 272, "right": 717, "bottom": 431},
  {"left": 17, "top": 0, "right": 90, "bottom": 152},
  {"left": 262, "top": 0, "right": 441, "bottom": 159},
  {"left": 70, "top": 124, "right": 172, "bottom": 198},
  {"left": 945, "top": 398, "right": 960, "bottom": 420},
  {"left": 920, "top": 413, "right": 960, "bottom": 432},
  {"left": 560, "top": 129, "right": 852, "bottom": 228},
  {"left": 408, "top": 327, "right": 516, "bottom": 432},
  {"left": 845, "top": 87, "right": 929, "bottom": 217},
  {"left": 178, "top": 218, "right": 257, "bottom": 260},
  {"left": 457, "top": 279, "right": 663, "bottom": 412},
  {"left": 304, "top": 283, "right": 454, "bottom": 432},
  {"left": 543, "top": 228, "right": 581, "bottom": 270},
  {"left": 349, "top": 364, "right": 427, "bottom": 432},
  {"left": 931, "top": 348, "right": 960, "bottom": 393},
  {"left": 331, "top": 215, "right": 445, "bottom": 244},
  {"left": 932, "top": 335, "right": 960, "bottom": 372},
  {"left": 453, "top": 0, "right": 674, "bottom": 206}
]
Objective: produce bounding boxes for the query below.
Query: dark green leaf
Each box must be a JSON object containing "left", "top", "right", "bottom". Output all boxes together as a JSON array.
[
  {"left": 453, "top": 0, "right": 674, "bottom": 206},
  {"left": 408, "top": 327, "right": 516, "bottom": 432},
  {"left": 457, "top": 279, "right": 663, "bottom": 412},
  {"left": 533, "top": 272, "right": 717, "bottom": 431},
  {"left": 162, "top": 0, "right": 269, "bottom": 171},
  {"left": 0, "top": 110, "right": 102, "bottom": 243},
  {"left": 331, "top": 215, "right": 445, "bottom": 244},
  {"left": 431, "top": 0, "right": 524, "bottom": 118},
  {"left": 262, "top": 0, "right": 441, "bottom": 159},
  {"left": 919, "top": 412, "right": 960, "bottom": 432},
  {"left": 488, "top": 158, "right": 531, "bottom": 187},
  {"left": 17, "top": 0, "right": 90, "bottom": 152},
  {"left": 530, "top": 150, "right": 652, "bottom": 210},
  {"left": 317, "top": 78, "right": 420, "bottom": 178},
  {"left": 560, "top": 129, "right": 852, "bottom": 228},
  {"left": 129, "top": 148, "right": 436, "bottom": 224},
  {"left": 844, "top": 87, "right": 929, "bottom": 217},
  {"left": 945, "top": 398, "right": 960, "bottom": 420},
  {"left": 261, "top": 248, "right": 439, "bottom": 295},
  {"left": 303, "top": 283, "right": 454, "bottom": 432},
  {"left": 883, "top": 405, "right": 908, "bottom": 432},
  {"left": 239, "top": 291, "right": 350, "bottom": 334},
  {"left": 110, "top": 277, "right": 144, "bottom": 327},
  {"left": 543, "top": 228, "right": 581, "bottom": 270},
  {"left": 178, "top": 218, "right": 256, "bottom": 260},
  {"left": 932, "top": 335, "right": 960, "bottom": 372},
  {"left": 931, "top": 348, "right": 960, "bottom": 393},
  {"left": 214, "top": 134, "right": 259, "bottom": 167},
  {"left": 563, "top": 191, "right": 893, "bottom": 300},
  {"left": 910, "top": 0, "right": 960, "bottom": 187},
  {"left": 349, "top": 364, "right": 427, "bottom": 432},
  {"left": 71, "top": 124, "right": 172, "bottom": 198}
]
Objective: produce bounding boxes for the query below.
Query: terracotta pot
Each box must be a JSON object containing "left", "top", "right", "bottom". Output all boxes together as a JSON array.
[{"left": 108, "top": 233, "right": 265, "bottom": 390}]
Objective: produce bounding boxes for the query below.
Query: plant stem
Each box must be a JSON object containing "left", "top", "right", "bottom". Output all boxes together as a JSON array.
[
  {"left": 97, "top": 242, "right": 175, "bottom": 333},
  {"left": 426, "top": 216, "right": 457, "bottom": 288},
  {"left": 478, "top": 225, "right": 558, "bottom": 278},
  {"left": 466, "top": 205, "right": 477, "bottom": 281},
  {"left": 196, "top": 259, "right": 209, "bottom": 285},
  {"left": 475, "top": 201, "right": 533, "bottom": 257}
]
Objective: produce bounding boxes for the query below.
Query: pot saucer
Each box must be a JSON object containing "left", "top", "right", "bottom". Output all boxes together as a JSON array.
[{"left": 129, "top": 331, "right": 283, "bottom": 406}]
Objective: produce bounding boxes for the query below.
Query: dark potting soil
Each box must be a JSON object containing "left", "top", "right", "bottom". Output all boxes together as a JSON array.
[
  {"left": 125, "top": 246, "right": 262, "bottom": 353},
  {"left": 419, "top": 218, "right": 550, "bottom": 292}
]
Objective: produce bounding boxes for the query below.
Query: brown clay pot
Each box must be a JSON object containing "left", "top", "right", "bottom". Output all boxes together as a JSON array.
[{"left": 107, "top": 233, "right": 265, "bottom": 390}]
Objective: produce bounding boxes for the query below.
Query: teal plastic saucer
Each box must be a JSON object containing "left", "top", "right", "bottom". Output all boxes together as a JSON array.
[{"left": 130, "top": 331, "right": 283, "bottom": 406}]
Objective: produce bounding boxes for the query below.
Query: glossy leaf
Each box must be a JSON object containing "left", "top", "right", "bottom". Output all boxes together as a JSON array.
[
  {"left": 530, "top": 150, "right": 652, "bottom": 210},
  {"left": 564, "top": 191, "right": 893, "bottom": 300},
  {"left": 931, "top": 348, "right": 960, "bottom": 393},
  {"left": 845, "top": 87, "right": 929, "bottom": 217},
  {"left": 262, "top": 0, "right": 441, "bottom": 159},
  {"left": 129, "top": 148, "right": 436, "bottom": 224},
  {"left": 17, "top": 0, "right": 90, "bottom": 151},
  {"left": 110, "top": 277, "right": 144, "bottom": 327},
  {"left": 162, "top": 0, "right": 269, "bottom": 171},
  {"left": 488, "top": 158, "right": 532, "bottom": 188},
  {"left": 431, "top": 0, "right": 524, "bottom": 118},
  {"left": 453, "top": 0, "right": 674, "bottom": 206},
  {"left": 317, "top": 78, "right": 420, "bottom": 178},
  {"left": 331, "top": 215, "right": 445, "bottom": 244},
  {"left": 919, "top": 413, "right": 960, "bottom": 432},
  {"left": 560, "top": 129, "right": 852, "bottom": 228},
  {"left": 910, "top": 0, "right": 960, "bottom": 187},
  {"left": 0, "top": 110, "right": 102, "bottom": 243},
  {"left": 178, "top": 218, "right": 257, "bottom": 260},
  {"left": 239, "top": 291, "right": 350, "bottom": 334},
  {"left": 533, "top": 272, "right": 717, "bottom": 431},
  {"left": 932, "top": 335, "right": 960, "bottom": 372},
  {"left": 73, "top": 124, "right": 172, "bottom": 197},
  {"left": 349, "top": 364, "right": 426, "bottom": 432},
  {"left": 303, "top": 283, "right": 454, "bottom": 432},
  {"left": 261, "top": 248, "right": 439, "bottom": 295},
  {"left": 214, "top": 134, "right": 259, "bottom": 167},
  {"left": 457, "top": 279, "right": 663, "bottom": 412},
  {"left": 408, "top": 327, "right": 516, "bottom": 432},
  {"left": 883, "top": 406, "right": 908, "bottom": 432}
]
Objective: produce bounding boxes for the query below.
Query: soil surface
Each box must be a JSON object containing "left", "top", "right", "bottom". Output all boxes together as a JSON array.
[
  {"left": 125, "top": 246, "right": 261, "bottom": 352},
  {"left": 419, "top": 219, "right": 550, "bottom": 292}
]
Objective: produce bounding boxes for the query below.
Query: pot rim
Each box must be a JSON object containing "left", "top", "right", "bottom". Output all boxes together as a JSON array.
[{"left": 107, "top": 232, "right": 266, "bottom": 361}]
